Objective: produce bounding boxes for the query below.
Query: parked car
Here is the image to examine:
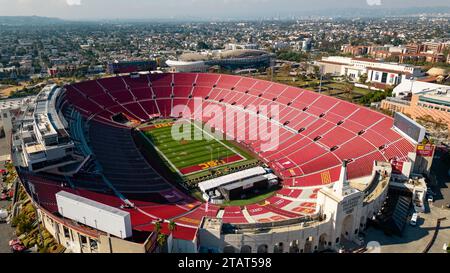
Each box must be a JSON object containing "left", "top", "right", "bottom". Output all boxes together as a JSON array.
[
  {"left": 11, "top": 244, "right": 25, "bottom": 253},
  {"left": 8, "top": 239, "right": 21, "bottom": 247},
  {"left": 0, "top": 209, "right": 8, "bottom": 221},
  {"left": 410, "top": 213, "right": 418, "bottom": 226},
  {"left": 9, "top": 239, "right": 26, "bottom": 253}
]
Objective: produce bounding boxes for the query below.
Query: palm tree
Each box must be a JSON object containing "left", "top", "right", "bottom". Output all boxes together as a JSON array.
[
  {"left": 153, "top": 220, "right": 165, "bottom": 253},
  {"left": 367, "top": 81, "right": 373, "bottom": 91},
  {"left": 359, "top": 73, "right": 368, "bottom": 84},
  {"left": 154, "top": 220, "right": 162, "bottom": 234},
  {"left": 344, "top": 82, "right": 354, "bottom": 102},
  {"left": 168, "top": 221, "right": 177, "bottom": 233},
  {"left": 342, "top": 75, "right": 354, "bottom": 102},
  {"left": 157, "top": 233, "right": 168, "bottom": 248}
]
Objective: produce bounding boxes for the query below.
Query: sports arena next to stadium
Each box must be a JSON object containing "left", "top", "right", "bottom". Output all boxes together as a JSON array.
[
  {"left": 5, "top": 70, "right": 435, "bottom": 253},
  {"left": 166, "top": 49, "right": 273, "bottom": 73}
]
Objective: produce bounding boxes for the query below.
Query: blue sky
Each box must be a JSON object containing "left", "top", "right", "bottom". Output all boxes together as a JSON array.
[{"left": 0, "top": 0, "right": 449, "bottom": 20}]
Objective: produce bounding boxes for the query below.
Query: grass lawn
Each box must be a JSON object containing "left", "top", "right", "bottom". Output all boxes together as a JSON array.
[
  {"left": 220, "top": 186, "right": 280, "bottom": 207},
  {"left": 323, "top": 82, "right": 371, "bottom": 95},
  {"left": 142, "top": 119, "right": 257, "bottom": 182}
]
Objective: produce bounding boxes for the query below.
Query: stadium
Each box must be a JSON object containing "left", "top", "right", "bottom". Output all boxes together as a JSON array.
[
  {"left": 166, "top": 49, "right": 274, "bottom": 72},
  {"left": 9, "top": 72, "right": 422, "bottom": 253}
]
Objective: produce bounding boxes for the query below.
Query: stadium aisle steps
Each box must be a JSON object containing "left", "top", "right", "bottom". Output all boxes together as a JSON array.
[{"left": 242, "top": 209, "right": 257, "bottom": 223}]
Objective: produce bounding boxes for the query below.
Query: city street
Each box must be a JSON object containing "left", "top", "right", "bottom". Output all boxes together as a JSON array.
[
  {"left": 429, "top": 148, "right": 450, "bottom": 208},
  {"left": 365, "top": 206, "right": 450, "bottom": 253},
  {"left": 1, "top": 135, "right": 13, "bottom": 253}
]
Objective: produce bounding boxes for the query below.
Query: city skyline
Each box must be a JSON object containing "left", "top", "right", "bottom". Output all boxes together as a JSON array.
[{"left": 0, "top": 0, "right": 450, "bottom": 20}]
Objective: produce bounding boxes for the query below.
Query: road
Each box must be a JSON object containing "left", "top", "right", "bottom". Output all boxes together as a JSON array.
[
  {"left": 0, "top": 200, "right": 14, "bottom": 253},
  {"left": 0, "top": 137, "right": 14, "bottom": 253},
  {"left": 430, "top": 148, "right": 450, "bottom": 208},
  {"left": 364, "top": 206, "right": 450, "bottom": 253}
]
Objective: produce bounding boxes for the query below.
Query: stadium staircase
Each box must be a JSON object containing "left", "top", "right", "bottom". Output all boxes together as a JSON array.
[
  {"left": 242, "top": 209, "right": 256, "bottom": 223},
  {"left": 376, "top": 190, "right": 411, "bottom": 236}
]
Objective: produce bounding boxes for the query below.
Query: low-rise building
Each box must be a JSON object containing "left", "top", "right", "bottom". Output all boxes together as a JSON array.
[
  {"left": 315, "top": 56, "right": 424, "bottom": 87},
  {"left": 11, "top": 85, "right": 82, "bottom": 173},
  {"left": 381, "top": 79, "right": 450, "bottom": 133}
]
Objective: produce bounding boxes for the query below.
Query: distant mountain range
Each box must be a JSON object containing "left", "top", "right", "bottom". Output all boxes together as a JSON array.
[
  {"left": 0, "top": 16, "right": 67, "bottom": 26},
  {"left": 1, "top": 6, "right": 449, "bottom": 25}
]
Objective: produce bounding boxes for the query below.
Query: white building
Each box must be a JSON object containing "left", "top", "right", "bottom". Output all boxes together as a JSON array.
[
  {"left": 12, "top": 85, "right": 82, "bottom": 173},
  {"left": 199, "top": 161, "right": 395, "bottom": 253},
  {"left": 315, "top": 56, "right": 424, "bottom": 87},
  {"left": 392, "top": 78, "right": 450, "bottom": 98},
  {"left": 0, "top": 97, "right": 31, "bottom": 161}
]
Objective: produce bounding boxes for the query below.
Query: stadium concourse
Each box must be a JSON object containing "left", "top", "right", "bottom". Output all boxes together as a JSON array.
[{"left": 20, "top": 73, "right": 415, "bottom": 246}]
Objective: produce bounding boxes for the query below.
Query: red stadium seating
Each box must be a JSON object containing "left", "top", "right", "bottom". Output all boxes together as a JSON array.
[
  {"left": 36, "top": 72, "right": 415, "bottom": 232},
  {"left": 222, "top": 206, "right": 248, "bottom": 224}
]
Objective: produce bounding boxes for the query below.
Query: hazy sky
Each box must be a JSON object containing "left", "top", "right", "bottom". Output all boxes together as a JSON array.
[{"left": 0, "top": 0, "right": 449, "bottom": 20}]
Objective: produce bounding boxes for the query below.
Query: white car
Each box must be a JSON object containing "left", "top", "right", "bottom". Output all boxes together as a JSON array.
[
  {"left": 0, "top": 209, "right": 7, "bottom": 221},
  {"left": 410, "top": 213, "right": 418, "bottom": 226}
]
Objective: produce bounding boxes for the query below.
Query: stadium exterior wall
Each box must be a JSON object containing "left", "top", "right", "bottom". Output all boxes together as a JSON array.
[
  {"left": 19, "top": 178, "right": 155, "bottom": 253},
  {"left": 200, "top": 163, "right": 391, "bottom": 253},
  {"left": 166, "top": 54, "right": 272, "bottom": 72},
  {"left": 38, "top": 204, "right": 152, "bottom": 253},
  {"left": 27, "top": 164, "right": 389, "bottom": 253}
]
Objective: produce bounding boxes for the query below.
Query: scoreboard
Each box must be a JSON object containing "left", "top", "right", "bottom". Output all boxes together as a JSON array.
[{"left": 393, "top": 112, "right": 426, "bottom": 143}]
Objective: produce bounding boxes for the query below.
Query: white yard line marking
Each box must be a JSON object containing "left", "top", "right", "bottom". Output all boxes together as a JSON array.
[
  {"left": 144, "top": 119, "right": 247, "bottom": 176},
  {"left": 181, "top": 118, "right": 245, "bottom": 160},
  {"left": 139, "top": 130, "right": 183, "bottom": 176}
]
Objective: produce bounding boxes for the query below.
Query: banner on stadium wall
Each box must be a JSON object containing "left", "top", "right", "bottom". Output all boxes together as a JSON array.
[{"left": 416, "top": 144, "right": 435, "bottom": 157}]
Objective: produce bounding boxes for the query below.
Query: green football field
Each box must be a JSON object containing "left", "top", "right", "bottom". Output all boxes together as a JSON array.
[{"left": 141, "top": 119, "right": 258, "bottom": 180}]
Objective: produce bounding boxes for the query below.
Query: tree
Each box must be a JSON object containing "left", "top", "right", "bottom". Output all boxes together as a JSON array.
[
  {"left": 344, "top": 82, "right": 354, "bottom": 102},
  {"left": 154, "top": 220, "right": 162, "bottom": 234},
  {"left": 281, "top": 63, "right": 292, "bottom": 75},
  {"left": 359, "top": 73, "right": 368, "bottom": 84},
  {"left": 384, "top": 86, "right": 394, "bottom": 97},
  {"left": 153, "top": 220, "right": 168, "bottom": 252},
  {"left": 157, "top": 233, "right": 168, "bottom": 248},
  {"left": 197, "top": 41, "right": 210, "bottom": 50},
  {"left": 276, "top": 50, "right": 308, "bottom": 62},
  {"left": 266, "top": 67, "right": 273, "bottom": 80},
  {"left": 308, "top": 81, "right": 319, "bottom": 89},
  {"left": 341, "top": 74, "right": 355, "bottom": 101},
  {"left": 313, "top": 65, "right": 321, "bottom": 79},
  {"left": 168, "top": 221, "right": 177, "bottom": 233}
]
